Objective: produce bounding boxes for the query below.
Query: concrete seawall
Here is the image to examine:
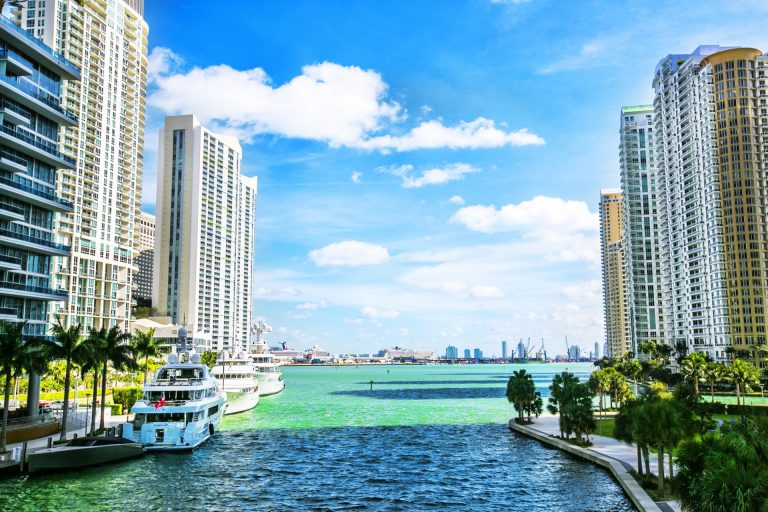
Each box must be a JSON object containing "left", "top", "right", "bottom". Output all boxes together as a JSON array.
[{"left": 508, "top": 419, "right": 662, "bottom": 512}]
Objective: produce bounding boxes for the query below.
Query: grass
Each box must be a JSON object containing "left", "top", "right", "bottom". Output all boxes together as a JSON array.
[{"left": 594, "top": 415, "right": 617, "bottom": 439}]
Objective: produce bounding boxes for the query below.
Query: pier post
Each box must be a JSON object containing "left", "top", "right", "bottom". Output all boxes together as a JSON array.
[
  {"left": 47, "top": 437, "right": 52, "bottom": 448},
  {"left": 19, "top": 442, "right": 27, "bottom": 473}
]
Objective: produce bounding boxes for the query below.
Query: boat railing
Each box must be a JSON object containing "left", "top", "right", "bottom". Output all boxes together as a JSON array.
[{"left": 151, "top": 377, "right": 205, "bottom": 386}]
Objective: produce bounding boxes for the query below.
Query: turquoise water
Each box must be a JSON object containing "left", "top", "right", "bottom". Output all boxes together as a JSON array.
[{"left": 1, "top": 363, "right": 634, "bottom": 511}]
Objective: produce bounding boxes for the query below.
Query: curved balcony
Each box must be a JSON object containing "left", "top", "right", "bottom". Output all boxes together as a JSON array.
[
  {"left": 0, "top": 253, "right": 21, "bottom": 270},
  {"left": 0, "top": 174, "right": 73, "bottom": 212},
  {"left": 0, "top": 74, "right": 77, "bottom": 127},
  {"left": 0, "top": 281, "right": 68, "bottom": 301},
  {"left": 0, "top": 228, "right": 69, "bottom": 256},
  {"left": 0, "top": 124, "right": 75, "bottom": 169},
  {"left": 0, "top": 16, "right": 80, "bottom": 80}
]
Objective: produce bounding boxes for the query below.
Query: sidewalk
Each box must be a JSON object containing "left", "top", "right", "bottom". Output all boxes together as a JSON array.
[
  {"left": 512, "top": 416, "right": 682, "bottom": 512},
  {"left": 6, "top": 413, "right": 128, "bottom": 454}
]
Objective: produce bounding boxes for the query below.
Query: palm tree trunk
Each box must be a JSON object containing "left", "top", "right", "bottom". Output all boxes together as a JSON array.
[
  {"left": 59, "top": 357, "right": 72, "bottom": 442},
  {"left": 633, "top": 375, "right": 638, "bottom": 397},
  {"left": 636, "top": 444, "right": 643, "bottom": 476},
  {"left": 657, "top": 445, "right": 665, "bottom": 495},
  {"left": 710, "top": 381, "right": 715, "bottom": 403},
  {"left": 99, "top": 363, "right": 107, "bottom": 429},
  {"left": 693, "top": 379, "right": 699, "bottom": 397},
  {"left": 143, "top": 354, "right": 149, "bottom": 385},
  {"left": 90, "top": 370, "right": 98, "bottom": 435},
  {"left": 642, "top": 445, "right": 651, "bottom": 476},
  {"left": 736, "top": 382, "right": 741, "bottom": 406},
  {"left": 1, "top": 372, "right": 11, "bottom": 453},
  {"left": 668, "top": 449, "right": 674, "bottom": 479}
]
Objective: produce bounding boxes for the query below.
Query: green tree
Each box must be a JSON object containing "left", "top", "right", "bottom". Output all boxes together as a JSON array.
[
  {"left": 588, "top": 368, "right": 611, "bottom": 419},
  {"left": 548, "top": 372, "right": 595, "bottom": 443},
  {"left": 726, "top": 359, "right": 760, "bottom": 406},
  {"left": 615, "top": 398, "right": 647, "bottom": 477},
  {"left": 674, "top": 418, "right": 768, "bottom": 512},
  {"left": 0, "top": 321, "right": 49, "bottom": 452},
  {"left": 46, "top": 321, "right": 87, "bottom": 441},
  {"left": 619, "top": 358, "right": 643, "bottom": 397},
  {"left": 680, "top": 352, "right": 708, "bottom": 397},
  {"left": 132, "top": 328, "right": 160, "bottom": 384},
  {"left": 506, "top": 369, "right": 536, "bottom": 423},
  {"left": 703, "top": 362, "right": 723, "bottom": 403},
  {"left": 606, "top": 367, "right": 631, "bottom": 408},
  {"left": 81, "top": 329, "right": 105, "bottom": 435},
  {"left": 200, "top": 350, "right": 218, "bottom": 369},
  {"left": 98, "top": 326, "right": 136, "bottom": 429}
]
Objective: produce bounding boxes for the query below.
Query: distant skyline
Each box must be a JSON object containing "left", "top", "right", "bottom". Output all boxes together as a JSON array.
[{"left": 139, "top": 0, "right": 768, "bottom": 355}]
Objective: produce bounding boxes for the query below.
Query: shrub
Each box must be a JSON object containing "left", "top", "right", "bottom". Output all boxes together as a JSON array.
[
  {"left": 109, "top": 403, "right": 123, "bottom": 415},
  {"left": 699, "top": 402, "right": 726, "bottom": 415},
  {"left": 112, "top": 387, "right": 142, "bottom": 413},
  {"left": 725, "top": 404, "right": 768, "bottom": 416}
]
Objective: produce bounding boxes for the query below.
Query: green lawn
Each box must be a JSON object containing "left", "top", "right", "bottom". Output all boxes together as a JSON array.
[{"left": 594, "top": 416, "right": 617, "bottom": 439}]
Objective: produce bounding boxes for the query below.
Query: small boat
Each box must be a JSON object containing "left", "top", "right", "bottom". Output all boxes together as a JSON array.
[
  {"left": 26, "top": 436, "right": 144, "bottom": 474},
  {"left": 122, "top": 351, "right": 227, "bottom": 451},
  {"left": 249, "top": 321, "right": 285, "bottom": 396},
  {"left": 211, "top": 351, "right": 260, "bottom": 415}
]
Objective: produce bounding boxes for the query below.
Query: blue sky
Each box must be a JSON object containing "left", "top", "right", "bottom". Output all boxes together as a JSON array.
[{"left": 140, "top": 0, "right": 767, "bottom": 356}]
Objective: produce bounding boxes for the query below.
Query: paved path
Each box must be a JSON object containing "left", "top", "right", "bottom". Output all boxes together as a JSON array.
[
  {"left": 6, "top": 414, "right": 128, "bottom": 454},
  {"left": 522, "top": 416, "right": 682, "bottom": 512}
]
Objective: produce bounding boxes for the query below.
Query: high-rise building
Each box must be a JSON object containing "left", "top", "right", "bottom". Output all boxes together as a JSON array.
[
  {"left": 0, "top": 13, "right": 79, "bottom": 337},
  {"left": 501, "top": 340, "right": 507, "bottom": 359},
  {"left": 600, "top": 189, "right": 631, "bottom": 358},
  {"left": 154, "top": 115, "right": 257, "bottom": 353},
  {"left": 654, "top": 46, "right": 768, "bottom": 363},
  {"left": 463, "top": 348, "right": 471, "bottom": 359},
  {"left": 473, "top": 348, "right": 483, "bottom": 360},
  {"left": 133, "top": 212, "right": 154, "bottom": 304},
  {"left": 445, "top": 345, "right": 458, "bottom": 360},
  {"left": 15, "top": 0, "right": 149, "bottom": 333},
  {"left": 619, "top": 105, "right": 664, "bottom": 355}
]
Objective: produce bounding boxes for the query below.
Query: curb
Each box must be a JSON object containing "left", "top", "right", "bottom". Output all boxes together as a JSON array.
[{"left": 508, "top": 419, "right": 662, "bottom": 512}]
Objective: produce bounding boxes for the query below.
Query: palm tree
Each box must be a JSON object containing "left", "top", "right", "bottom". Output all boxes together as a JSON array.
[
  {"left": 703, "top": 362, "right": 723, "bottom": 403},
  {"left": 679, "top": 352, "right": 708, "bottom": 397},
  {"left": 725, "top": 359, "right": 761, "bottom": 406},
  {"left": 132, "top": 328, "right": 160, "bottom": 385},
  {"left": 99, "top": 326, "right": 136, "bottom": 429},
  {"left": 506, "top": 369, "right": 536, "bottom": 423},
  {"left": 80, "top": 329, "right": 105, "bottom": 435},
  {"left": 46, "top": 321, "right": 87, "bottom": 441},
  {"left": 588, "top": 368, "right": 611, "bottom": 420},
  {"left": 621, "top": 359, "right": 642, "bottom": 397}
]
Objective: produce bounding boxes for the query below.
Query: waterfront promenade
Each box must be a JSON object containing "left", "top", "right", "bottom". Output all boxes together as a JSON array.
[{"left": 509, "top": 415, "right": 682, "bottom": 512}]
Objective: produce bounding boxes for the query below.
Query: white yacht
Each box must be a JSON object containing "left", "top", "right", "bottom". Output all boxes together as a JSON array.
[
  {"left": 122, "top": 352, "right": 226, "bottom": 451},
  {"left": 211, "top": 352, "right": 260, "bottom": 415},
  {"left": 249, "top": 321, "right": 285, "bottom": 396}
]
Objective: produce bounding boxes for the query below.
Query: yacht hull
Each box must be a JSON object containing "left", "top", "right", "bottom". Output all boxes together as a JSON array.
[{"left": 224, "top": 390, "right": 260, "bottom": 415}]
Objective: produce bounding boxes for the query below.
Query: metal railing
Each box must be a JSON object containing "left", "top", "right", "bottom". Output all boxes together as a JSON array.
[
  {"left": 0, "top": 280, "right": 68, "bottom": 297},
  {"left": 0, "top": 99, "right": 32, "bottom": 120},
  {"left": 0, "top": 125, "right": 76, "bottom": 165},
  {"left": 0, "top": 200, "right": 24, "bottom": 215},
  {"left": 0, "top": 174, "right": 73, "bottom": 208},
  {"left": 151, "top": 378, "right": 205, "bottom": 387},
  {"left": 0, "top": 149, "right": 28, "bottom": 167},
  {"left": 0, "top": 15, "right": 81, "bottom": 77},
  {"left": 0, "top": 74, "right": 78, "bottom": 124},
  {"left": 0, "top": 253, "right": 21, "bottom": 265},
  {"left": 0, "top": 47, "right": 34, "bottom": 72},
  {"left": 0, "top": 227, "right": 70, "bottom": 252},
  {"left": 0, "top": 306, "right": 18, "bottom": 316}
]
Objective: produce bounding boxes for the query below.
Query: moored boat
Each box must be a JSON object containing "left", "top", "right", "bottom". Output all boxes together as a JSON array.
[
  {"left": 249, "top": 321, "right": 285, "bottom": 396},
  {"left": 211, "top": 352, "right": 260, "bottom": 415},
  {"left": 26, "top": 436, "right": 144, "bottom": 474},
  {"left": 122, "top": 352, "right": 226, "bottom": 451}
]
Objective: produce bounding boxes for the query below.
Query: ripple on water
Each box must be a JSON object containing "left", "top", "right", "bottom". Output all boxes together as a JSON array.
[{"left": 0, "top": 364, "right": 634, "bottom": 511}]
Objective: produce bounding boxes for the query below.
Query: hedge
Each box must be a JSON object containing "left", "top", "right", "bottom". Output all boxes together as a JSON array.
[
  {"left": 12, "top": 390, "right": 114, "bottom": 403},
  {"left": 112, "top": 387, "right": 142, "bottom": 413},
  {"left": 109, "top": 404, "right": 123, "bottom": 415},
  {"left": 700, "top": 402, "right": 727, "bottom": 415},
  {"left": 725, "top": 404, "right": 768, "bottom": 416}
]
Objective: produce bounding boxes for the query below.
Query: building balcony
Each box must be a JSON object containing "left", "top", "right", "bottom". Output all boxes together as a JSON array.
[
  {"left": 0, "top": 281, "right": 68, "bottom": 301},
  {"left": 0, "top": 100, "right": 31, "bottom": 127},
  {"left": 0, "top": 253, "right": 21, "bottom": 270},
  {"left": 0, "top": 200, "right": 24, "bottom": 221},
  {"left": 0, "top": 305, "right": 19, "bottom": 320},
  {"left": 0, "top": 228, "right": 69, "bottom": 256},
  {"left": 0, "top": 125, "right": 75, "bottom": 169},
  {"left": 0, "top": 15, "right": 80, "bottom": 80},
  {"left": 0, "top": 74, "right": 77, "bottom": 126},
  {"left": 0, "top": 174, "right": 73, "bottom": 212},
  {"left": 0, "top": 149, "right": 26, "bottom": 172},
  {"left": 0, "top": 48, "right": 33, "bottom": 76}
]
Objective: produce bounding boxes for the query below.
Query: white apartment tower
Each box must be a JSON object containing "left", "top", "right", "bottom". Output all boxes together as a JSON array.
[
  {"left": 154, "top": 115, "right": 257, "bottom": 353},
  {"left": 619, "top": 105, "right": 664, "bottom": 354},
  {"left": 133, "top": 211, "right": 153, "bottom": 303},
  {"left": 16, "top": 0, "right": 148, "bottom": 332},
  {"left": 654, "top": 46, "right": 768, "bottom": 363},
  {"left": 600, "top": 189, "right": 631, "bottom": 358}
]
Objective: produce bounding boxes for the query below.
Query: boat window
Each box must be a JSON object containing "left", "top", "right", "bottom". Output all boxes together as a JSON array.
[
  {"left": 133, "top": 414, "right": 146, "bottom": 428},
  {"left": 145, "top": 413, "right": 186, "bottom": 422},
  {"left": 208, "top": 405, "right": 219, "bottom": 416}
]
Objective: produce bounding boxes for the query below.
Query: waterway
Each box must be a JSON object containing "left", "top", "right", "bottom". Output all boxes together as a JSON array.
[{"left": 1, "top": 363, "right": 635, "bottom": 511}]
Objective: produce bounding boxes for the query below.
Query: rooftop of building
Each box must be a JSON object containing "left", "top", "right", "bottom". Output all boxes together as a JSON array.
[{"left": 620, "top": 104, "right": 653, "bottom": 114}]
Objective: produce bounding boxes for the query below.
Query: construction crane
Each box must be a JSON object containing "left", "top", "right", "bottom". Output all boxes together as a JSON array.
[{"left": 564, "top": 335, "right": 570, "bottom": 360}]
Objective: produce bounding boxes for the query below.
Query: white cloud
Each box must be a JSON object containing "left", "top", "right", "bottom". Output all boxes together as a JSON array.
[
  {"left": 450, "top": 195, "right": 598, "bottom": 236},
  {"left": 351, "top": 171, "right": 362, "bottom": 183},
  {"left": 297, "top": 300, "right": 330, "bottom": 310},
  {"left": 148, "top": 49, "right": 544, "bottom": 151},
  {"left": 357, "top": 119, "right": 544, "bottom": 152},
  {"left": 399, "top": 327, "right": 409, "bottom": 337},
  {"left": 309, "top": 241, "right": 390, "bottom": 267},
  {"left": 449, "top": 195, "right": 465, "bottom": 205},
  {"left": 471, "top": 285, "right": 505, "bottom": 298},
  {"left": 361, "top": 307, "right": 400, "bottom": 319},
  {"left": 254, "top": 286, "right": 302, "bottom": 297},
  {"left": 378, "top": 163, "right": 479, "bottom": 188},
  {"left": 147, "top": 47, "right": 184, "bottom": 81}
]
